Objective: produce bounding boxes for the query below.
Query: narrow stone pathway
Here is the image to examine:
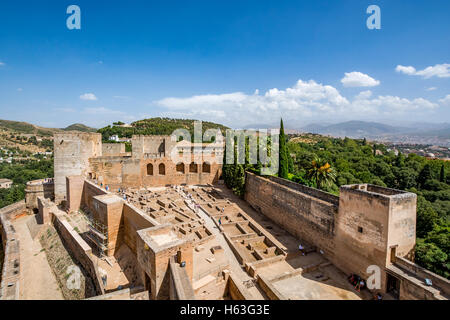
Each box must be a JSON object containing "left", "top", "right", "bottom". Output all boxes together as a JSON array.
[{"left": 13, "top": 215, "right": 64, "bottom": 300}]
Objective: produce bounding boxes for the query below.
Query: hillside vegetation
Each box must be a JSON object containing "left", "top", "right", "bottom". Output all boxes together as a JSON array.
[
  {"left": 97, "top": 117, "right": 229, "bottom": 141},
  {"left": 286, "top": 135, "right": 449, "bottom": 278},
  {"left": 0, "top": 120, "right": 56, "bottom": 136},
  {"left": 0, "top": 119, "right": 96, "bottom": 136}
]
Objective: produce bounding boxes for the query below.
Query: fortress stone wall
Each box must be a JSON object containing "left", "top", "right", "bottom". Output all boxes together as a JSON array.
[
  {"left": 244, "top": 172, "right": 436, "bottom": 296},
  {"left": 245, "top": 173, "right": 338, "bottom": 255},
  {"left": 54, "top": 133, "right": 222, "bottom": 197}
]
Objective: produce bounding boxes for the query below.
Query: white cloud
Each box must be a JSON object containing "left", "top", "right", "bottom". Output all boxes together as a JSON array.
[
  {"left": 16, "top": 88, "right": 23, "bottom": 92},
  {"left": 439, "top": 95, "right": 450, "bottom": 106},
  {"left": 80, "top": 93, "right": 98, "bottom": 101},
  {"left": 341, "top": 72, "right": 380, "bottom": 87},
  {"left": 396, "top": 63, "right": 450, "bottom": 79},
  {"left": 353, "top": 95, "right": 438, "bottom": 114},
  {"left": 0, "top": 62, "right": 5, "bottom": 67},
  {"left": 355, "top": 90, "right": 373, "bottom": 100},
  {"left": 426, "top": 87, "right": 437, "bottom": 91},
  {"left": 155, "top": 79, "right": 439, "bottom": 127}
]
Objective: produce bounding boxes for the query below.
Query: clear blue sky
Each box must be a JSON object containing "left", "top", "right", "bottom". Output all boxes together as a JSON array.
[{"left": 0, "top": 0, "right": 449, "bottom": 129}]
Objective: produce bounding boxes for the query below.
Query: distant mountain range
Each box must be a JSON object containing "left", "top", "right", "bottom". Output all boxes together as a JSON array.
[
  {"left": 242, "top": 120, "right": 450, "bottom": 147},
  {"left": 300, "top": 121, "right": 450, "bottom": 139},
  {"left": 302, "top": 121, "right": 405, "bottom": 137},
  {"left": 1, "top": 118, "right": 450, "bottom": 147},
  {"left": 0, "top": 119, "right": 97, "bottom": 136}
]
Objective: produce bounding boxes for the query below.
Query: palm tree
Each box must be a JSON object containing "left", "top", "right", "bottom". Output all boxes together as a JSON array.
[{"left": 306, "top": 155, "right": 336, "bottom": 189}]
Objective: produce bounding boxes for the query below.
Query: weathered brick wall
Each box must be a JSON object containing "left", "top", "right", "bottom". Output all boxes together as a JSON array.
[
  {"left": 37, "top": 196, "right": 52, "bottom": 224},
  {"left": 227, "top": 274, "right": 253, "bottom": 300},
  {"left": 395, "top": 257, "right": 450, "bottom": 297},
  {"left": 334, "top": 187, "right": 390, "bottom": 287},
  {"left": 25, "top": 180, "right": 54, "bottom": 209},
  {"left": 66, "top": 176, "right": 85, "bottom": 213},
  {"left": 0, "top": 201, "right": 26, "bottom": 300},
  {"left": 52, "top": 211, "right": 105, "bottom": 296},
  {"left": 244, "top": 173, "right": 338, "bottom": 255},
  {"left": 91, "top": 195, "right": 124, "bottom": 256},
  {"left": 169, "top": 261, "right": 195, "bottom": 300},
  {"left": 81, "top": 180, "right": 107, "bottom": 213},
  {"left": 123, "top": 204, "right": 158, "bottom": 254},
  {"left": 102, "top": 143, "right": 125, "bottom": 156},
  {"left": 268, "top": 176, "right": 339, "bottom": 205},
  {"left": 90, "top": 156, "right": 221, "bottom": 190},
  {"left": 54, "top": 132, "right": 102, "bottom": 202}
]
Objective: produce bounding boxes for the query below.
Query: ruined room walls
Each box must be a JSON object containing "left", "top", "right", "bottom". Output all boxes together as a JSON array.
[
  {"left": 123, "top": 203, "right": 158, "bottom": 254},
  {"left": 244, "top": 173, "right": 338, "bottom": 255},
  {"left": 54, "top": 132, "right": 102, "bottom": 202},
  {"left": 80, "top": 180, "right": 108, "bottom": 215},
  {"left": 136, "top": 225, "right": 194, "bottom": 300}
]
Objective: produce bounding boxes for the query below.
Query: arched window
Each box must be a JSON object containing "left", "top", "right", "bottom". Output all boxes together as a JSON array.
[
  {"left": 189, "top": 162, "right": 198, "bottom": 173},
  {"left": 176, "top": 163, "right": 185, "bottom": 174},
  {"left": 159, "top": 163, "right": 166, "bottom": 175},
  {"left": 147, "top": 163, "right": 153, "bottom": 176},
  {"left": 202, "top": 162, "right": 211, "bottom": 173}
]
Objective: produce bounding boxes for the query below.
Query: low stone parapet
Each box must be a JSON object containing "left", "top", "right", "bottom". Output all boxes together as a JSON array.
[{"left": 0, "top": 201, "right": 26, "bottom": 300}]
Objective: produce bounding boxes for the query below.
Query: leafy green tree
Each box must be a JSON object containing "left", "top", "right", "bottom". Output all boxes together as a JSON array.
[
  {"left": 278, "top": 119, "right": 289, "bottom": 179},
  {"left": 416, "top": 196, "right": 439, "bottom": 238},
  {"left": 415, "top": 240, "right": 449, "bottom": 278}
]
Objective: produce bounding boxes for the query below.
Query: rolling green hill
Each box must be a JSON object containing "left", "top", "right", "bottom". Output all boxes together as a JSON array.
[
  {"left": 97, "top": 117, "right": 229, "bottom": 141},
  {"left": 63, "top": 123, "right": 97, "bottom": 133},
  {"left": 0, "top": 119, "right": 96, "bottom": 136},
  {"left": 0, "top": 120, "right": 56, "bottom": 136}
]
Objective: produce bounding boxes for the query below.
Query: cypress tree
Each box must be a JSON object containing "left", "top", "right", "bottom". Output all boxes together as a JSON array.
[
  {"left": 440, "top": 164, "right": 445, "bottom": 183},
  {"left": 418, "top": 164, "right": 432, "bottom": 188},
  {"left": 278, "top": 118, "right": 289, "bottom": 179}
]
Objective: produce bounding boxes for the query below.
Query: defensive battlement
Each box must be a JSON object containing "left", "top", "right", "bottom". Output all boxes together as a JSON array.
[{"left": 340, "top": 184, "right": 416, "bottom": 200}]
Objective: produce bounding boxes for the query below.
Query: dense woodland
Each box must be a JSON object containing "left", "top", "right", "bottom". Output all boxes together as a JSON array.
[
  {"left": 0, "top": 159, "right": 53, "bottom": 208},
  {"left": 223, "top": 121, "right": 450, "bottom": 279},
  {"left": 98, "top": 118, "right": 229, "bottom": 141}
]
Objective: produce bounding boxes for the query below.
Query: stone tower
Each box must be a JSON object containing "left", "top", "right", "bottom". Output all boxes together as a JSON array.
[
  {"left": 335, "top": 184, "right": 417, "bottom": 292},
  {"left": 53, "top": 132, "right": 102, "bottom": 203}
]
